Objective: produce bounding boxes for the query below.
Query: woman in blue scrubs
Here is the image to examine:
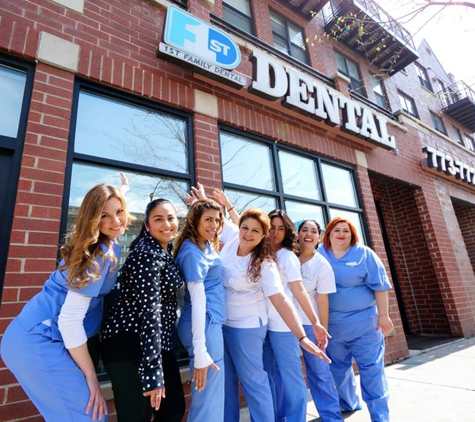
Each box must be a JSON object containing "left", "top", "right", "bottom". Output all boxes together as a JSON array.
[
  {"left": 1, "top": 184, "right": 133, "bottom": 421},
  {"left": 174, "top": 199, "right": 226, "bottom": 422},
  {"left": 318, "top": 217, "right": 394, "bottom": 422}
]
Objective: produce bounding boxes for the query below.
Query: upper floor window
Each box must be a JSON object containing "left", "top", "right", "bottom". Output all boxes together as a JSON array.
[
  {"left": 430, "top": 112, "right": 447, "bottom": 135},
  {"left": 415, "top": 63, "right": 432, "bottom": 91},
  {"left": 270, "top": 12, "right": 307, "bottom": 64},
  {"left": 453, "top": 127, "right": 464, "bottom": 146},
  {"left": 335, "top": 52, "right": 364, "bottom": 96},
  {"left": 222, "top": 0, "right": 253, "bottom": 34},
  {"left": 464, "top": 134, "right": 475, "bottom": 152},
  {"left": 370, "top": 76, "right": 388, "bottom": 109},
  {"left": 398, "top": 91, "right": 418, "bottom": 118}
]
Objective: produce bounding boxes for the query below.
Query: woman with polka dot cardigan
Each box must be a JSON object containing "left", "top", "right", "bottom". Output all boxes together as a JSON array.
[{"left": 101, "top": 199, "right": 185, "bottom": 422}]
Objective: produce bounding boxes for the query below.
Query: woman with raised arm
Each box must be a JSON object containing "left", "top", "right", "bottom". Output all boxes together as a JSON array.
[
  {"left": 174, "top": 199, "right": 226, "bottom": 422},
  {"left": 319, "top": 217, "right": 394, "bottom": 422},
  {"left": 101, "top": 198, "right": 185, "bottom": 422},
  {"left": 262, "top": 210, "right": 334, "bottom": 422},
  {"left": 297, "top": 220, "right": 343, "bottom": 422},
  {"left": 1, "top": 184, "right": 133, "bottom": 421}
]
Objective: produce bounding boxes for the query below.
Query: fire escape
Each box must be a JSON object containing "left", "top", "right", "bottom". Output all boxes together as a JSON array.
[{"left": 438, "top": 82, "right": 475, "bottom": 132}]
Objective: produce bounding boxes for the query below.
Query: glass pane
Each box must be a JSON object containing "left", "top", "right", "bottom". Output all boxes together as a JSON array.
[
  {"left": 75, "top": 91, "right": 188, "bottom": 173},
  {"left": 279, "top": 151, "right": 320, "bottom": 199},
  {"left": 224, "top": 188, "right": 277, "bottom": 214},
  {"left": 270, "top": 13, "right": 286, "bottom": 38},
  {"left": 223, "top": 0, "right": 251, "bottom": 16},
  {"left": 328, "top": 208, "right": 365, "bottom": 245},
  {"left": 289, "top": 24, "right": 305, "bottom": 49},
  {"left": 284, "top": 200, "right": 324, "bottom": 231},
  {"left": 223, "top": 4, "right": 253, "bottom": 33},
  {"left": 68, "top": 162, "right": 189, "bottom": 263},
  {"left": 0, "top": 65, "right": 27, "bottom": 138},
  {"left": 220, "top": 132, "right": 275, "bottom": 191},
  {"left": 335, "top": 52, "right": 346, "bottom": 74},
  {"left": 274, "top": 37, "right": 289, "bottom": 54},
  {"left": 321, "top": 163, "right": 358, "bottom": 207},
  {"left": 347, "top": 60, "right": 360, "bottom": 82},
  {"left": 290, "top": 45, "right": 308, "bottom": 64}
]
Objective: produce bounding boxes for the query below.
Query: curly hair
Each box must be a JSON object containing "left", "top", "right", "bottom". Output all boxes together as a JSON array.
[
  {"left": 60, "top": 184, "right": 134, "bottom": 289},
  {"left": 174, "top": 199, "right": 224, "bottom": 257},
  {"left": 268, "top": 209, "right": 298, "bottom": 253},
  {"left": 239, "top": 209, "right": 276, "bottom": 283}
]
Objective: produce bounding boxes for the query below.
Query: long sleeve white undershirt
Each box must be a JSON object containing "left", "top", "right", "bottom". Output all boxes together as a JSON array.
[
  {"left": 57, "top": 290, "right": 92, "bottom": 349},
  {"left": 187, "top": 281, "right": 213, "bottom": 369}
]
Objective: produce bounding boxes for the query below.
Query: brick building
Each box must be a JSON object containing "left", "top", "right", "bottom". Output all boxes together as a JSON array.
[{"left": 1, "top": 0, "right": 475, "bottom": 420}]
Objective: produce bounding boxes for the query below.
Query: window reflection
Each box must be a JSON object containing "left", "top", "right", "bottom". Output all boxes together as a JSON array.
[
  {"left": 224, "top": 188, "right": 277, "bottom": 214},
  {"left": 0, "top": 65, "right": 27, "bottom": 138},
  {"left": 75, "top": 91, "right": 188, "bottom": 173},
  {"left": 322, "top": 163, "right": 358, "bottom": 207},
  {"left": 279, "top": 151, "right": 320, "bottom": 199},
  {"left": 285, "top": 200, "right": 324, "bottom": 230},
  {"left": 221, "top": 132, "right": 275, "bottom": 191}
]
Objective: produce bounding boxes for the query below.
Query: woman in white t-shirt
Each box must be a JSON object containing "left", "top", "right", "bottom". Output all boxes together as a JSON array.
[
  {"left": 215, "top": 204, "right": 330, "bottom": 422},
  {"left": 298, "top": 220, "right": 343, "bottom": 422},
  {"left": 263, "top": 210, "right": 331, "bottom": 422}
]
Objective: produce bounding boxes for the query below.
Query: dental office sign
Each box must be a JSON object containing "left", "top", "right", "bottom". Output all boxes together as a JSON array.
[
  {"left": 249, "top": 51, "right": 396, "bottom": 150},
  {"left": 158, "top": 5, "right": 245, "bottom": 87},
  {"left": 423, "top": 145, "right": 475, "bottom": 185}
]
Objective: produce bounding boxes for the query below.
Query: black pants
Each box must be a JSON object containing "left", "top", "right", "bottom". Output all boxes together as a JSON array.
[{"left": 100, "top": 331, "right": 185, "bottom": 422}]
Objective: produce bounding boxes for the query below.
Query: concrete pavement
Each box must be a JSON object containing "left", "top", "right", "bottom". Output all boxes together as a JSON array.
[{"left": 240, "top": 336, "right": 475, "bottom": 421}]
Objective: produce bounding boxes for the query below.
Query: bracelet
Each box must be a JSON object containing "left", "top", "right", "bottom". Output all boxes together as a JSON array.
[
  {"left": 227, "top": 206, "right": 235, "bottom": 212},
  {"left": 298, "top": 335, "right": 307, "bottom": 343}
]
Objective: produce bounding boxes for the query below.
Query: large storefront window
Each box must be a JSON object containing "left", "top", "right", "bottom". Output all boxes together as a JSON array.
[{"left": 219, "top": 127, "right": 366, "bottom": 240}]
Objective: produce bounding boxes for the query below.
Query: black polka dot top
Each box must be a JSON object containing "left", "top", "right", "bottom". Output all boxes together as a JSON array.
[{"left": 102, "top": 230, "right": 183, "bottom": 391}]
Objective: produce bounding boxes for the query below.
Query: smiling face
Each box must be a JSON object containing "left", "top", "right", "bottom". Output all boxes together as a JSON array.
[
  {"left": 98, "top": 197, "right": 127, "bottom": 241},
  {"left": 329, "top": 222, "right": 352, "bottom": 251},
  {"left": 269, "top": 216, "right": 286, "bottom": 249},
  {"left": 197, "top": 209, "right": 221, "bottom": 244},
  {"left": 239, "top": 217, "right": 266, "bottom": 255},
  {"left": 298, "top": 221, "right": 320, "bottom": 251},
  {"left": 145, "top": 202, "right": 178, "bottom": 249}
]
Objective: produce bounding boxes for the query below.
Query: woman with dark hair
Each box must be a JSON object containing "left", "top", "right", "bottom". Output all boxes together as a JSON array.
[
  {"left": 263, "top": 210, "right": 331, "bottom": 422},
  {"left": 218, "top": 207, "right": 330, "bottom": 422},
  {"left": 319, "top": 217, "right": 394, "bottom": 422},
  {"left": 1, "top": 184, "right": 133, "bottom": 421},
  {"left": 101, "top": 198, "right": 185, "bottom": 422},
  {"left": 174, "top": 199, "right": 226, "bottom": 422},
  {"left": 297, "top": 220, "right": 342, "bottom": 422}
]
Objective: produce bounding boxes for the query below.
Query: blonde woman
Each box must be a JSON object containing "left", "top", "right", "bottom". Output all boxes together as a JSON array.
[{"left": 1, "top": 184, "right": 133, "bottom": 421}]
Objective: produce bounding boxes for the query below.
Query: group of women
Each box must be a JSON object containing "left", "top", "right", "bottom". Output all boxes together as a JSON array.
[{"left": 0, "top": 179, "right": 394, "bottom": 422}]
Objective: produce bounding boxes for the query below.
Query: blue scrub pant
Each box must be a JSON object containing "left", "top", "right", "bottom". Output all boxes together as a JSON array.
[
  {"left": 178, "top": 317, "right": 224, "bottom": 422},
  {"left": 223, "top": 323, "right": 274, "bottom": 422},
  {"left": 301, "top": 325, "right": 342, "bottom": 422},
  {"left": 263, "top": 331, "right": 307, "bottom": 422},
  {"left": 326, "top": 318, "right": 389, "bottom": 422},
  {"left": 1, "top": 318, "right": 108, "bottom": 421}
]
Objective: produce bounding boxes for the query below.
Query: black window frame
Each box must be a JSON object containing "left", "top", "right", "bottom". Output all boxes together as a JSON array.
[
  {"left": 0, "top": 56, "right": 35, "bottom": 300},
  {"left": 414, "top": 63, "right": 432, "bottom": 91},
  {"left": 430, "top": 111, "right": 447, "bottom": 135},
  {"left": 398, "top": 91, "right": 418, "bottom": 118},
  {"left": 453, "top": 126, "right": 464, "bottom": 146},
  {"left": 464, "top": 134, "right": 475, "bottom": 152},
  {"left": 222, "top": 0, "right": 254, "bottom": 35},
  {"left": 269, "top": 11, "right": 308, "bottom": 65},
  {"left": 218, "top": 125, "right": 369, "bottom": 243},
  {"left": 335, "top": 51, "right": 365, "bottom": 97},
  {"left": 371, "top": 75, "right": 389, "bottom": 110}
]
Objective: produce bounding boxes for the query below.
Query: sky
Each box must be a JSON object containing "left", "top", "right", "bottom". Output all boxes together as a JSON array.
[{"left": 378, "top": 0, "right": 475, "bottom": 85}]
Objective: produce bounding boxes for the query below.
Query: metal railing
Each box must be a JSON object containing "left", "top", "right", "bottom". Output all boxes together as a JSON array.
[
  {"left": 438, "top": 81, "right": 475, "bottom": 109},
  {"left": 322, "top": 0, "right": 416, "bottom": 50}
]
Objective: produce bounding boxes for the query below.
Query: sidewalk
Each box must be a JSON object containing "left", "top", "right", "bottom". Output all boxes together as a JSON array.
[{"left": 240, "top": 336, "right": 475, "bottom": 421}]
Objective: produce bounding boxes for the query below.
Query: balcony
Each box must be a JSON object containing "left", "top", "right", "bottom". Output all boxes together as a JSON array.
[
  {"left": 439, "top": 81, "right": 475, "bottom": 132},
  {"left": 322, "top": 0, "right": 418, "bottom": 74},
  {"left": 284, "top": 0, "right": 330, "bottom": 20}
]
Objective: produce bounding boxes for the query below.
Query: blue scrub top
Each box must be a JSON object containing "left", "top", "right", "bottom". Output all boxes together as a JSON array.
[
  {"left": 17, "top": 242, "right": 122, "bottom": 341},
  {"left": 318, "top": 243, "right": 391, "bottom": 323},
  {"left": 176, "top": 238, "right": 226, "bottom": 325}
]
